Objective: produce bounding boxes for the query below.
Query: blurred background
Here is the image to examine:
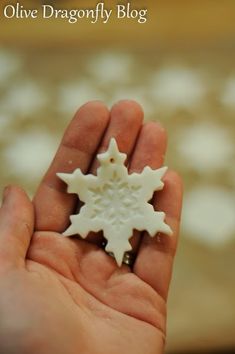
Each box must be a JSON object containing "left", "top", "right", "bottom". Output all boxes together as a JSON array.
[{"left": 0, "top": 0, "right": 235, "bottom": 353}]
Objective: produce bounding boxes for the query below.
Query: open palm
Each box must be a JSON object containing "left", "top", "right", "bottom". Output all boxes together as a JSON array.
[{"left": 0, "top": 101, "right": 182, "bottom": 354}]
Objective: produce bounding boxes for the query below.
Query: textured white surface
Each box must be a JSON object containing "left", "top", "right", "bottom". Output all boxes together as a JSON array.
[
  {"left": 87, "top": 52, "right": 132, "bottom": 84},
  {"left": 58, "top": 139, "right": 172, "bottom": 266},
  {"left": 150, "top": 67, "right": 205, "bottom": 109},
  {"left": 4, "top": 131, "right": 58, "bottom": 181},
  {"left": 1, "top": 80, "right": 47, "bottom": 116},
  {"left": 183, "top": 186, "right": 235, "bottom": 245},
  {"left": 177, "top": 122, "right": 234, "bottom": 172}
]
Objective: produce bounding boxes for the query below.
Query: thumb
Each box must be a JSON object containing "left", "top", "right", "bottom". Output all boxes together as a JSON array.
[{"left": 0, "top": 186, "right": 34, "bottom": 270}]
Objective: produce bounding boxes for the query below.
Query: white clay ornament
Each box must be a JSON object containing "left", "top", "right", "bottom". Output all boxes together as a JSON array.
[{"left": 57, "top": 138, "right": 172, "bottom": 266}]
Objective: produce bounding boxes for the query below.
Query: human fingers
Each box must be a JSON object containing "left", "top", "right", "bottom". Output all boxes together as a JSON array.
[
  {"left": 0, "top": 186, "right": 34, "bottom": 271},
  {"left": 33, "top": 101, "right": 109, "bottom": 232},
  {"left": 133, "top": 170, "right": 183, "bottom": 300}
]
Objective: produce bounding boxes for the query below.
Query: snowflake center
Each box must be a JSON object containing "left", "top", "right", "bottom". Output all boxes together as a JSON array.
[{"left": 89, "top": 171, "right": 140, "bottom": 228}]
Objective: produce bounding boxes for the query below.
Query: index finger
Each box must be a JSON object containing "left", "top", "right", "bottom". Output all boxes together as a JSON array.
[{"left": 33, "top": 101, "right": 110, "bottom": 232}]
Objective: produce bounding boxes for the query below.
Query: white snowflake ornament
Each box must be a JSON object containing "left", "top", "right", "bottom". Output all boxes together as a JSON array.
[{"left": 57, "top": 138, "right": 172, "bottom": 266}]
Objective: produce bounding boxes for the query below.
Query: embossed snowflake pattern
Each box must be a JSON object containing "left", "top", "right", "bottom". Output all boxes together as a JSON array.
[
  {"left": 57, "top": 138, "right": 172, "bottom": 266},
  {"left": 89, "top": 174, "right": 142, "bottom": 229}
]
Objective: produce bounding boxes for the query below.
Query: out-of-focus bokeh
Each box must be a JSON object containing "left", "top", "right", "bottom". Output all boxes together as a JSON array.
[{"left": 0, "top": 1, "right": 235, "bottom": 353}]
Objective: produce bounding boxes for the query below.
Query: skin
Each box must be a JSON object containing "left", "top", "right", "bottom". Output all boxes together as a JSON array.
[{"left": 0, "top": 100, "right": 183, "bottom": 354}]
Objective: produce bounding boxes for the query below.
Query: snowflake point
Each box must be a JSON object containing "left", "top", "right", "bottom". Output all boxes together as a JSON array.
[{"left": 58, "top": 138, "right": 172, "bottom": 266}]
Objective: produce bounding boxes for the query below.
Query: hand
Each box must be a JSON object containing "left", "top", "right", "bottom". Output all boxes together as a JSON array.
[{"left": 0, "top": 101, "right": 183, "bottom": 354}]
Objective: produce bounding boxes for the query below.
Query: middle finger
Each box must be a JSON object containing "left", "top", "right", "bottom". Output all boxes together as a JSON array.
[{"left": 85, "top": 100, "right": 144, "bottom": 245}]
